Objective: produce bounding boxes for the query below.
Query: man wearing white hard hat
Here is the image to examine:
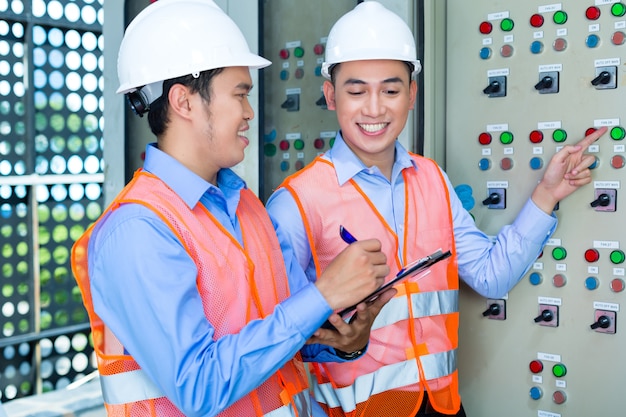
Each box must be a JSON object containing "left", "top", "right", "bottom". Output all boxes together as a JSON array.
[
  {"left": 267, "top": 2, "right": 607, "bottom": 416},
  {"left": 70, "top": 1, "right": 393, "bottom": 416}
]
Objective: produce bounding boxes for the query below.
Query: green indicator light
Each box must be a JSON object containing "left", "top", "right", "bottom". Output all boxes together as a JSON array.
[
  {"left": 329, "top": 138, "right": 335, "bottom": 147},
  {"left": 552, "top": 363, "right": 567, "bottom": 378},
  {"left": 263, "top": 143, "right": 277, "bottom": 157},
  {"left": 552, "top": 129, "right": 567, "bottom": 143},
  {"left": 500, "top": 131, "right": 514, "bottom": 144},
  {"left": 294, "top": 139, "right": 305, "bottom": 150},
  {"left": 610, "top": 126, "right": 626, "bottom": 140},
  {"left": 612, "top": 2, "right": 626, "bottom": 17},
  {"left": 553, "top": 10, "right": 568, "bottom": 25},
  {"left": 500, "top": 18, "right": 514, "bottom": 32},
  {"left": 552, "top": 247, "right": 567, "bottom": 261},
  {"left": 610, "top": 250, "right": 626, "bottom": 264},
  {"left": 294, "top": 47, "right": 305, "bottom": 58}
]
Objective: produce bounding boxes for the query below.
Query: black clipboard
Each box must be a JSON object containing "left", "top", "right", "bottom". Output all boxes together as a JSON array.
[{"left": 321, "top": 249, "right": 451, "bottom": 330}]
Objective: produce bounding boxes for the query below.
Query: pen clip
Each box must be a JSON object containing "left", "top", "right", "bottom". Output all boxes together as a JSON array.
[{"left": 339, "top": 225, "right": 357, "bottom": 244}]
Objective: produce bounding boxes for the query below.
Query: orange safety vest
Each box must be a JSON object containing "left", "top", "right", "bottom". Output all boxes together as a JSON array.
[
  {"left": 71, "top": 170, "right": 311, "bottom": 417},
  {"left": 280, "top": 155, "right": 461, "bottom": 417}
]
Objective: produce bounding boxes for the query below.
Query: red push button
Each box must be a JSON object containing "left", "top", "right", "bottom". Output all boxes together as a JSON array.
[
  {"left": 584, "top": 249, "right": 600, "bottom": 262},
  {"left": 611, "top": 278, "right": 625, "bottom": 293},
  {"left": 529, "top": 360, "right": 544, "bottom": 373},
  {"left": 500, "top": 157, "right": 513, "bottom": 170},
  {"left": 478, "top": 132, "right": 492, "bottom": 145},
  {"left": 479, "top": 21, "right": 493, "bottom": 34},
  {"left": 530, "top": 14, "right": 544, "bottom": 28},
  {"left": 611, "top": 155, "right": 625, "bottom": 169},
  {"left": 279, "top": 49, "right": 290, "bottom": 59},
  {"left": 553, "top": 390, "right": 567, "bottom": 405},
  {"left": 529, "top": 130, "right": 544, "bottom": 143},
  {"left": 552, "top": 274, "right": 567, "bottom": 288},
  {"left": 279, "top": 140, "right": 290, "bottom": 151},
  {"left": 586, "top": 6, "right": 601, "bottom": 20}
]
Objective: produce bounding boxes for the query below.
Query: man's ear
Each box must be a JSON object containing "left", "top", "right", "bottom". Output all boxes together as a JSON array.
[
  {"left": 322, "top": 80, "right": 337, "bottom": 111},
  {"left": 168, "top": 84, "right": 192, "bottom": 118},
  {"left": 409, "top": 79, "right": 417, "bottom": 110}
]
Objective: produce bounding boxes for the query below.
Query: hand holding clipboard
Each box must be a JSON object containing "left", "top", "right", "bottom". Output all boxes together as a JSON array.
[{"left": 321, "top": 226, "right": 451, "bottom": 329}]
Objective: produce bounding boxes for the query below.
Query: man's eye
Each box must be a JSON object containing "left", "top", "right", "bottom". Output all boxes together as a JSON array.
[{"left": 347, "top": 90, "right": 364, "bottom": 96}]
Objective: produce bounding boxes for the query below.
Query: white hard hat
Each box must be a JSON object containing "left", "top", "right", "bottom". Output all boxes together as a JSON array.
[
  {"left": 116, "top": 0, "right": 271, "bottom": 101},
  {"left": 321, "top": 1, "right": 421, "bottom": 79}
]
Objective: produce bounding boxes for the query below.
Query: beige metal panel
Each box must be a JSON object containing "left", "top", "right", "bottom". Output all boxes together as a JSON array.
[{"left": 444, "top": 2, "right": 625, "bottom": 417}]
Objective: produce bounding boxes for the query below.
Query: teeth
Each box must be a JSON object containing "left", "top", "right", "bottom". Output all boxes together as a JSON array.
[
  {"left": 359, "top": 123, "right": 386, "bottom": 133},
  {"left": 238, "top": 130, "right": 248, "bottom": 137}
]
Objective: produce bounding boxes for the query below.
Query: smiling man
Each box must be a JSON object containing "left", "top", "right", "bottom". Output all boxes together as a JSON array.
[{"left": 266, "top": 2, "right": 607, "bottom": 417}]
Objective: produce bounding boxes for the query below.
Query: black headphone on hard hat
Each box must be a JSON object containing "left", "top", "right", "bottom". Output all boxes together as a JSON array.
[{"left": 125, "top": 90, "right": 150, "bottom": 117}]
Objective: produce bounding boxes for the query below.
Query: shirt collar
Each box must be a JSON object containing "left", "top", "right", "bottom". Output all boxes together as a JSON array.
[
  {"left": 143, "top": 143, "right": 246, "bottom": 209},
  {"left": 327, "top": 131, "right": 417, "bottom": 185}
]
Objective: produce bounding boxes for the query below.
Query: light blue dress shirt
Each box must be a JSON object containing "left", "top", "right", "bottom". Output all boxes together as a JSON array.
[
  {"left": 266, "top": 132, "right": 557, "bottom": 299},
  {"left": 88, "top": 143, "right": 333, "bottom": 417}
]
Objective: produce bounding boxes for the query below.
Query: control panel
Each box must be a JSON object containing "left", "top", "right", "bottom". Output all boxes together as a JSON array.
[
  {"left": 444, "top": 2, "right": 626, "bottom": 416},
  {"left": 259, "top": 0, "right": 356, "bottom": 201}
]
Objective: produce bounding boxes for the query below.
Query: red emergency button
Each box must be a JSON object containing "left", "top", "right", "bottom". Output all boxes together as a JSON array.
[
  {"left": 584, "top": 249, "right": 600, "bottom": 262},
  {"left": 529, "top": 360, "right": 543, "bottom": 373},
  {"left": 479, "top": 21, "right": 493, "bottom": 34}
]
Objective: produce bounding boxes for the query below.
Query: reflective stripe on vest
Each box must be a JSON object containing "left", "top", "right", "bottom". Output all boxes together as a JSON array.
[
  {"left": 101, "top": 369, "right": 312, "bottom": 417},
  {"left": 372, "top": 290, "right": 459, "bottom": 331},
  {"left": 313, "top": 349, "right": 457, "bottom": 412},
  {"left": 265, "top": 389, "right": 312, "bottom": 417},
  {"left": 100, "top": 369, "right": 164, "bottom": 405}
]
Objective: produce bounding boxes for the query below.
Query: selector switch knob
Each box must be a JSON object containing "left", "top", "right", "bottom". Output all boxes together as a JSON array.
[
  {"left": 482, "top": 192, "right": 501, "bottom": 205},
  {"left": 590, "top": 315, "right": 611, "bottom": 329},
  {"left": 590, "top": 193, "right": 611, "bottom": 207},
  {"left": 483, "top": 80, "right": 501, "bottom": 94},
  {"left": 591, "top": 71, "right": 611, "bottom": 86},
  {"left": 482, "top": 303, "right": 500, "bottom": 317},
  {"left": 534, "top": 309, "right": 553, "bottom": 323},
  {"left": 534, "top": 76, "right": 553, "bottom": 90}
]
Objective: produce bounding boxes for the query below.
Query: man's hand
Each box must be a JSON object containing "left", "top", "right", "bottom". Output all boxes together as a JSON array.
[
  {"left": 307, "top": 288, "right": 397, "bottom": 353},
  {"left": 532, "top": 126, "right": 607, "bottom": 214},
  {"left": 315, "top": 239, "right": 389, "bottom": 311}
]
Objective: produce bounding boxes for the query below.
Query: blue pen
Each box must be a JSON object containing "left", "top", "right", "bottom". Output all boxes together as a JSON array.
[{"left": 339, "top": 225, "right": 358, "bottom": 244}]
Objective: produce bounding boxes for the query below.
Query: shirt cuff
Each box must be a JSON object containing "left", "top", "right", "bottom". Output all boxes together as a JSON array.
[
  {"left": 281, "top": 282, "right": 333, "bottom": 338},
  {"left": 513, "top": 199, "right": 558, "bottom": 244}
]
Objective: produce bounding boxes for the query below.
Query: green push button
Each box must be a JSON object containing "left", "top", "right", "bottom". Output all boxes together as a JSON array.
[
  {"left": 552, "top": 363, "right": 567, "bottom": 378},
  {"left": 500, "top": 18, "right": 515, "bottom": 32},
  {"left": 552, "top": 129, "right": 567, "bottom": 143},
  {"left": 553, "top": 10, "right": 568, "bottom": 25},
  {"left": 612, "top": 2, "right": 626, "bottom": 17},
  {"left": 610, "top": 126, "right": 625, "bottom": 141},
  {"left": 610, "top": 250, "right": 625, "bottom": 264},
  {"left": 294, "top": 139, "right": 305, "bottom": 150},
  {"left": 552, "top": 247, "right": 567, "bottom": 261},
  {"left": 500, "top": 131, "right": 514, "bottom": 144}
]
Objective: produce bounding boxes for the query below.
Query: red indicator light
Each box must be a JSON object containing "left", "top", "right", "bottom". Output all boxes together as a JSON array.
[
  {"left": 529, "top": 360, "right": 544, "bottom": 373},
  {"left": 586, "top": 6, "right": 601, "bottom": 20},
  {"left": 279, "top": 49, "right": 290, "bottom": 59},
  {"left": 584, "top": 249, "right": 600, "bottom": 262},
  {"left": 479, "top": 21, "right": 493, "bottom": 34},
  {"left": 279, "top": 140, "right": 290, "bottom": 151},
  {"left": 478, "top": 132, "right": 492, "bottom": 145},
  {"left": 530, "top": 14, "right": 544, "bottom": 27},
  {"left": 313, "top": 138, "right": 325, "bottom": 149},
  {"left": 313, "top": 44, "right": 325, "bottom": 55},
  {"left": 529, "top": 130, "right": 544, "bottom": 143},
  {"left": 585, "top": 127, "right": 597, "bottom": 137}
]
